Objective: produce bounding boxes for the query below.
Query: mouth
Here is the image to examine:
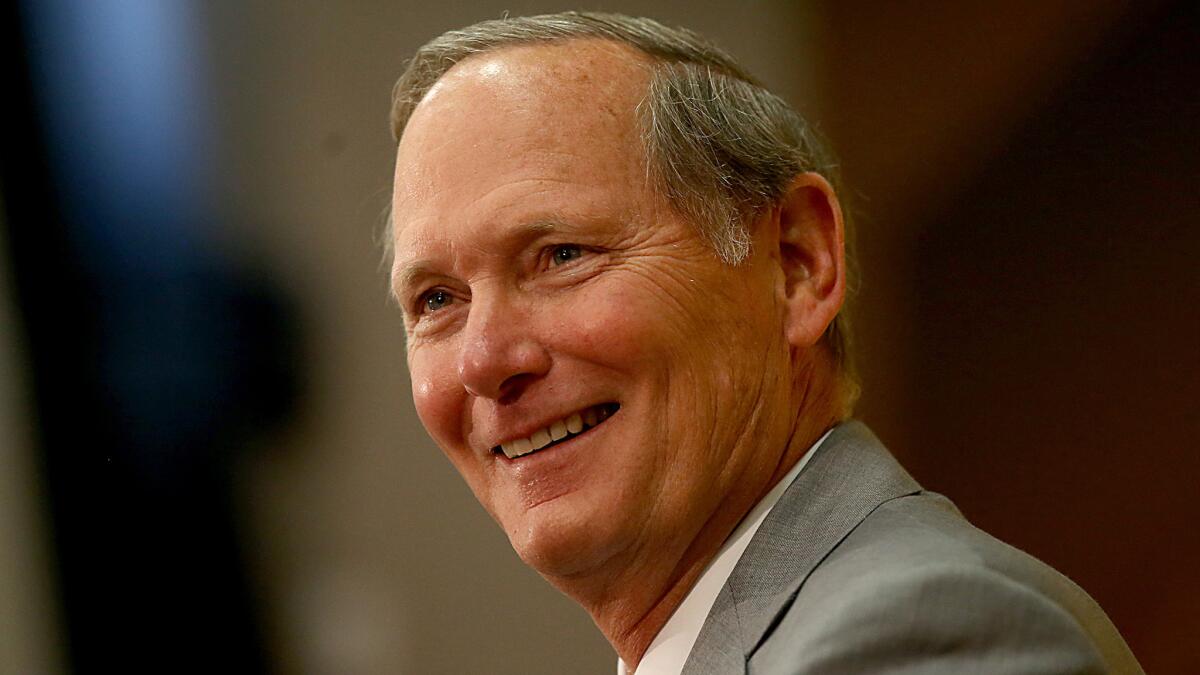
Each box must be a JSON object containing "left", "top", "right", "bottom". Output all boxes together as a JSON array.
[{"left": 493, "top": 403, "right": 619, "bottom": 460}]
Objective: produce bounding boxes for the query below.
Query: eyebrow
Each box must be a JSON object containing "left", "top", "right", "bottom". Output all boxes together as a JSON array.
[
  {"left": 390, "top": 218, "right": 574, "bottom": 300},
  {"left": 390, "top": 261, "right": 433, "bottom": 301}
]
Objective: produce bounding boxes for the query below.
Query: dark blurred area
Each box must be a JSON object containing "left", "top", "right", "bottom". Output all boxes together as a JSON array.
[
  {"left": 0, "top": 1, "right": 1194, "bottom": 674},
  {"left": 2, "top": 1, "right": 298, "bottom": 672},
  {"left": 910, "top": 3, "right": 1199, "bottom": 666}
]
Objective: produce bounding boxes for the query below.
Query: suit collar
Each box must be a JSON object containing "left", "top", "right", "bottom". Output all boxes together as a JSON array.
[{"left": 682, "top": 421, "right": 922, "bottom": 673}]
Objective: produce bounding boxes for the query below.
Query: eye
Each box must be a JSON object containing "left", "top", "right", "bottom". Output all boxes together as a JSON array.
[
  {"left": 550, "top": 244, "right": 583, "bottom": 266},
  {"left": 420, "top": 289, "right": 453, "bottom": 314}
]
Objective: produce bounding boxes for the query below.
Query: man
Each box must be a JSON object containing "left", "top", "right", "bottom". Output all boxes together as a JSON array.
[{"left": 387, "top": 11, "right": 1142, "bottom": 674}]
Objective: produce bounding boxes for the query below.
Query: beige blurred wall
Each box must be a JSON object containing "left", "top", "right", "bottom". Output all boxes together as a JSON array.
[
  {"left": 202, "top": 2, "right": 821, "bottom": 673},
  {"left": 0, "top": 194, "right": 66, "bottom": 675}
]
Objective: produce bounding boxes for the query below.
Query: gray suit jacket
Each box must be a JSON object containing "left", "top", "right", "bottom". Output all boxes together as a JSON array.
[{"left": 682, "top": 421, "right": 1143, "bottom": 674}]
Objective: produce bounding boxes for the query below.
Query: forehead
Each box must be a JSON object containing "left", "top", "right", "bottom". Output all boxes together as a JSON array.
[
  {"left": 402, "top": 38, "right": 651, "bottom": 151},
  {"left": 390, "top": 41, "right": 656, "bottom": 257}
]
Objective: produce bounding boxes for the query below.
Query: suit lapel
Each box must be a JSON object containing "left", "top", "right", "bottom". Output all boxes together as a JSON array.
[
  {"left": 682, "top": 421, "right": 922, "bottom": 673},
  {"left": 677, "top": 585, "right": 746, "bottom": 673}
]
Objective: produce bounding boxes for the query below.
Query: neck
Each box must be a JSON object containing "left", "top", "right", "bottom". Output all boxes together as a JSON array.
[{"left": 548, "top": 358, "right": 843, "bottom": 669}]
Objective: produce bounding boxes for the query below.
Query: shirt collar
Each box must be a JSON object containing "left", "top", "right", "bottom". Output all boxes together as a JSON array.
[{"left": 618, "top": 428, "right": 832, "bottom": 675}]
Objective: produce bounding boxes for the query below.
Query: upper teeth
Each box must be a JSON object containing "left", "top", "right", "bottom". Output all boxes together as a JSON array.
[{"left": 500, "top": 405, "right": 610, "bottom": 459}]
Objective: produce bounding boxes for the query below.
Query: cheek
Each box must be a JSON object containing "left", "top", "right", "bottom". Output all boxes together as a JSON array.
[
  {"left": 408, "top": 347, "right": 466, "bottom": 449},
  {"left": 560, "top": 296, "right": 644, "bottom": 359},
  {"left": 559, "top": 281, "right": 693, "bottom": 363},
  {"left": 408, "top": 346, "right": 501, "bottom": 519}
]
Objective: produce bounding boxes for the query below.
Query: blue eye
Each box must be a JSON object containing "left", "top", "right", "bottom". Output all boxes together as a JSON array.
[
  {"left": 552, "top": 244, "right": 583, "bottom": 265},
  {"left": 422, "top": 290, "right": 453, "bottom": 313}
]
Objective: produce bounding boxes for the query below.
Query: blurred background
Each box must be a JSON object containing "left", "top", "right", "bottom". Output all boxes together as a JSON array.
[{"left": 1, "top": 0, "right": 1196, "bottom": 673}]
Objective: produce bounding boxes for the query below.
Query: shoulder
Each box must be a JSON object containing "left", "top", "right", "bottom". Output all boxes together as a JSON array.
[{"left": 749, "top": 492, "right": 1140, "bottom": 674}]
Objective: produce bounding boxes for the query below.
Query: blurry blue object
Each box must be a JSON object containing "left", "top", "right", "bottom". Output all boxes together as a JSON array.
[
  {"left": 7, "top": 1, "right": 297, "bottom": 671},
  {"left": 19, "top": 0, "right": 296, "bottom": 477},
  {"left": 24, "top": 0, "right": 213, "bottom": 275}
]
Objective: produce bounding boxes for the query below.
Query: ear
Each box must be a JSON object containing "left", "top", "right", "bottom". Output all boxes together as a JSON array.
[{"left": 774, "top": 172, "right": 846, "bottom": 350}]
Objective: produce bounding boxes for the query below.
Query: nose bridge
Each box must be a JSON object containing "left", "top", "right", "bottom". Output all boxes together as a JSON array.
[{"left": 457, "top": 287, "right": 549, "bottom": 401}]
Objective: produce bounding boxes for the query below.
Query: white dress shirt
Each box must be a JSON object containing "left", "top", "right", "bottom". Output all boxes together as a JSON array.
[{"left": 617, "top": 429, "right": 832, "bottom": 675}]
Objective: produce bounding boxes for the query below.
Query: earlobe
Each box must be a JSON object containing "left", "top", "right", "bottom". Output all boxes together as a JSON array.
[{"left": 775, "top": 173, "right": 846, "bottom": 349}]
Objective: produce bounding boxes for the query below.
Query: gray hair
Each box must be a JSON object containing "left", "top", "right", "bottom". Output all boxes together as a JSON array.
[{"left": 389, "top": 11, "right": 858, "bottom": 408}]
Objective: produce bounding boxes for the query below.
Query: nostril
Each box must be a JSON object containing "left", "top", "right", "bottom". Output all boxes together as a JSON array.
[{"left": 496, "top": 372, "right": 540, "bottom": 405}]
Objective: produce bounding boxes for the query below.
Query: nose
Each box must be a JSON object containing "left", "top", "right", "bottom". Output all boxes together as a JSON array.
[{"left": 456, "top": 295, "right": 550, "bottom": 402}]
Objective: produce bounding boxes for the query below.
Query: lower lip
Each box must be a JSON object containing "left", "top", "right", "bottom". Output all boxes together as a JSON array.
[{"left": 497, "top": 411, "right": 617, "bottom": 508}]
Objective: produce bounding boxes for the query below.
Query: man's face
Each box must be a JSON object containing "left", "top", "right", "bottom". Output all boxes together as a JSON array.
[{"left": 391, "top": 42, "right": 797, "bottom": 578}]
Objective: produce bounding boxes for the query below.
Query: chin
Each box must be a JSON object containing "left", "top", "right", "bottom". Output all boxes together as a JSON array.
[{"left": 505, "top": 496, "right": 632, "bottom": 580}]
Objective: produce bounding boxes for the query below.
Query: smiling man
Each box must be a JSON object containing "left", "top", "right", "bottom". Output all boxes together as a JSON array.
[{"left": 387, "top": 12, "right": 1141, "bottom": 675}]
